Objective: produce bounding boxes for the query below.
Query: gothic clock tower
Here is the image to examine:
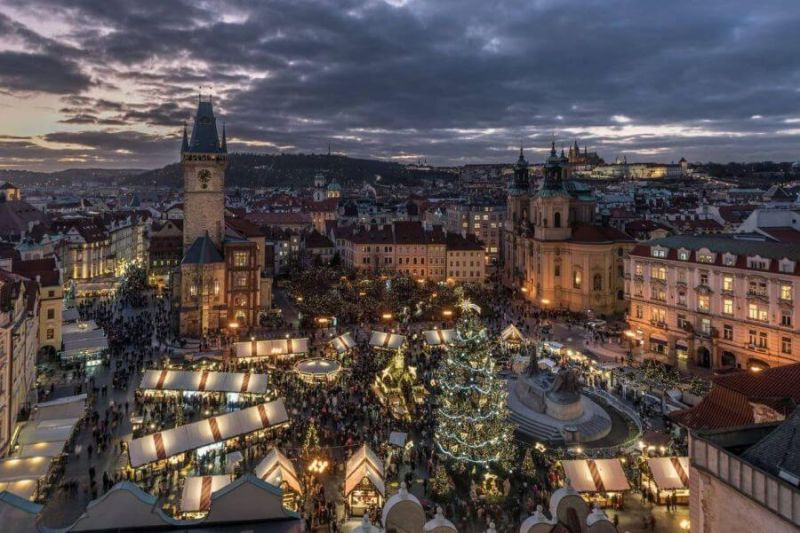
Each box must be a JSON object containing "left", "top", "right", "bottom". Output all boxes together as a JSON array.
[{"left": 181, "top": 96, "right": 227, "bottom": 253}]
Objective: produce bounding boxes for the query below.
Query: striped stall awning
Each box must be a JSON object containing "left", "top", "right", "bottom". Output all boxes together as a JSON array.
[
  {"left": 233, "top": 338, "right": 309, "bottom": 358},
  {"left": 422, "top": 329, "right": 455, "bottom": 346},
  {"left": 128, "top": 399, "right": 289, "bottom": 468},
  {"left": 369, "top": 331, "right": 406, "bottom": 350},
  {"left": 139, "top": 370, "right": 268, "bottom": 395},
  {"left": 180, "top": 475, "right": 233, "bottom": 512},
  {"left": 647, "top": 457, "right": 690, "bottom": 490},
  {"left": 330, "top": 332, "right": 356, "bottom": 354},
  {"left": 562, "top": 459, "right": 631, "bottom": 493}
]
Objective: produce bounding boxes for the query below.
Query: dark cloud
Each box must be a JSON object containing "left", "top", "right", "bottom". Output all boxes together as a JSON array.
[{"left": 2, "top": 0, "right": 800, "bottom": 169}]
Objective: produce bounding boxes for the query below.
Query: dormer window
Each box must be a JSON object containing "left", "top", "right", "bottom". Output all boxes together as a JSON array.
[
  {"left": 697, "top": 250, "right": 714, "bottom": 264},
  {"left": 678, "top": 249, "right": 689, "bottom": 261},
  {"left": 651, "top": 247, "right": 667, "bottom": 258},
  {"left": 722, "top": 253, "right": 736, "bottom": 266},
  {"left": 747, "top": 255, "right": 770, "bottom": 270},
  {"left": 779, "top": 259, "right": 795, "bottom": 274}
]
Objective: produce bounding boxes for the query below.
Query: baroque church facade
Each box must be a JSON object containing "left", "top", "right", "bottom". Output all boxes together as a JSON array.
[
  {"left": 175, "top": 98, "right": 270, "bottom": 337},
  {"left": 502, "top": 144, "right": 633, "bottom": 315}
]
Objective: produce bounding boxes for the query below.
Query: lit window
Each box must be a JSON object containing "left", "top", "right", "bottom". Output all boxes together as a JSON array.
[
  {"left": 780, "top": 283, "right": 792, "bottom": 301},
  {"left": 651, "top": 248, "right": 667, "bottom": 258},
  {"left": 723, "top": 299, "right": 733, "bottom": 316},
  {"left": 573, "top": 270, "right": 582, "bottom": 289},
  {"left": 698, "top": 295, "right": 710, "bottom": 312},
  {"left": 722, "top": 275, "right": 733, "bottom": 292},
  {"left": 678, "top": 250, "right": 689, "bottom": 261},
  {"left": 698, "top": 253, "right": 714, "bottom": 264}
]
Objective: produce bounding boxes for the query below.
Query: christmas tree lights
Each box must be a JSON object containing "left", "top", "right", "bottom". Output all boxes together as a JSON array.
[{"left": 433, "top": 300, "right": 515, "bottom": 468}]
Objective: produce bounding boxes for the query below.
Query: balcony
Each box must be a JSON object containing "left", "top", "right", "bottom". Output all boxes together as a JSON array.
[
  {"left": 720, "top": 288, "right": 735, "bottom": 297},
  {"left": 696, "top": 327, "right": 718, "bottom": 338},
  {"left": 651, "top": 277, "right": 667, "bottom": 286},
  {"left": 694, "top": 283, "right": 712, "bottom": 294},
  {"left": 676, "top": 280, "right": 687, "bottom": 289},
  {"left": 746, "top": 290, "right": 769, "bottom": 302},
  {"left": 634, "top": 274, "right": 644, "bottom": 282},
  {"left": 650, "top": 320, "right": 668, "bottom": 330}
]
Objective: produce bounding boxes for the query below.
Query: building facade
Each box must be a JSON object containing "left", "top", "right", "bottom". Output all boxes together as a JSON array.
[
  {"left": 444, "top": 202, "right": 504, "bottom": 267},
  {"left": 0, "top": 272, "right": 39, "bottom": 456},
  {"left": 503, "top": 145, "right": 633, "bottom": 314},
  {"left": 626, "top": 235, "right": 799, "bottom": 370}
]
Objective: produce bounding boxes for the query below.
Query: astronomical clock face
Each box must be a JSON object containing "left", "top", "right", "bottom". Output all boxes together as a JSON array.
[{"left": 198, "top": 169, "right": 211, "bottom": 189}]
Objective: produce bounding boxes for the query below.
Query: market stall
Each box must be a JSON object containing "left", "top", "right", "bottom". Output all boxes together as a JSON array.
[
  {"left": 330, "top": 332, "right": 356, "bottom": 354},
  {"left": 180, "top": 474, "right": 233, "bottom": 517},
  {"left": 294, "top": 358, "right": 342, "bottom": 384},
  {"left": 345, "top": 445, "right": 385, "bottom": 517},
  {"left": 422, "top": 329, "right": 455, "bottom": 348},
  {"left": 538, "top": 357, "right": 558, "bottom": 373},
  {"left": 139, "top": 369, "right": 269, "bottom": 396},
  {"left": 60, "top": 321, "right": 108, "bottom": 365},
  {"left": 254, "top": 448, "right": 303, "bottom": 511},
  {"left": 561, "top": 458, "right": 630, "bottom": 508},
  {"left": 0, "top": 394, "right": 86, "bottom": 500},
  {"left": 233, "top": 338, "right": 309, "bottom": 360},
  {"left": 500, "top": 324, "right": 525, "bottom": 346},
  {"left": 128, "top": 398, "right": 289, "bottom": 469},
  {"left": 369, "top": 331, "right": 406, "bottom": 351},
  {"left": 643, "top": 457, "right": 690, "bottom": 505}
]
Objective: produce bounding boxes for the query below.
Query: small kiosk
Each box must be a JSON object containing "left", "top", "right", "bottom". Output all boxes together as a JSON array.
[
  {"left": 643, "top": 456, "right": 690, "bottom": 505},
  {"left": 561, "top": 458, "right": 630, "bottom": 508},
  {"left": 369, "top": 331, "right": 406, "bottom": 351},
  {"left": 422, "top": 329, "right": 455, "bottom": 348},
  {"left": 254, "top": 448, "right": 303, "bottom": 512},
  {"left": 345, "top": 445, "right": 385, "bottom": 517},
  {"left": 330, "top": 333, "right": 356, "bottom": 354},
  {"left": 500, "top": 324, "right": 526, "bottom": 346},
  {"left": 180, "top": 475, "right": 233, "bottom": 517}
]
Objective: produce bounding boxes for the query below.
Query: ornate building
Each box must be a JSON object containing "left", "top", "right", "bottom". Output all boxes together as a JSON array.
[
  {"left": 176, "top": 98, "right": 270, "bottom": 337},
  {"left": 503, "top": 144, "right": 633, "bottom": 314}
]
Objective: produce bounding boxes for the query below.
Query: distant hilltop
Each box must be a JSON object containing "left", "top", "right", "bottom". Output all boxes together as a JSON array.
[{"left": 0, "top": 153, "right": 455, "bottom": 188}]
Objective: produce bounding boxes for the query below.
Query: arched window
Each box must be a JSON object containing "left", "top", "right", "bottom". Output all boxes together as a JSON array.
[
  {"left": 573, "top": 270, "right": 582, "bottom": 289},
  {"left": 593, "top": 273, "right": 602, "bottom": 291},
  {"left": 554, "top": 212, "right": 561, "bottom": 228},
  {"left": 554, "top": 263, "right": 561, "bottom": 277}
]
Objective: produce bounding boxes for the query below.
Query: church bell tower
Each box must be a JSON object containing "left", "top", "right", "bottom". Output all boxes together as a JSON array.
[{"left": 181, "top": 96, "right": 227, "bottom": 253}]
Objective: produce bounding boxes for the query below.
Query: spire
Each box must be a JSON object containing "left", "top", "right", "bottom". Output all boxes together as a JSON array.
[
  {"left": 550, "top": 140, "right": 557, "bottom": 156},
  {"left": 221, "top": 122, "right": 227, "bottom": 153},
  {"left": 186, "top": 96, "right": 223, "bottom": 153},
  {"left": 181, "top": 122, "right": 189, "bottom": 152}
]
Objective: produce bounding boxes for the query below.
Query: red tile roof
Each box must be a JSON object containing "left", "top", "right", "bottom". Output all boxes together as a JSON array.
[
  {"left": 569, "top": 223, "right": 634, "bottom": 243},
  {"left": 670, "top": 364, "right": 800, "bottom": 431}
]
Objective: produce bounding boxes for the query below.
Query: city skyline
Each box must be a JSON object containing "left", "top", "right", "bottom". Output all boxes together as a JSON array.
[{"left": 2, "top": 0, "right": 800, "bottom": 171}]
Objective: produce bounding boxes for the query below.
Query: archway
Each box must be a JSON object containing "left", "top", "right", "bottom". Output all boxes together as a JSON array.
[
  {"left": 721, "top": 351, "right": 736, "bottom": 367},
  {"left": 696, "top": 346, "right": 711, "bottom": 368},
  {"left": 554, "top": 212, "right": 561, "bottom": 228}
]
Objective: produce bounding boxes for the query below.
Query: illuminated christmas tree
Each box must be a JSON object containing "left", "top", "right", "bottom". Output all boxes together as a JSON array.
[{"left": 433, "top": 300, "right": 515, "bottom": 470}]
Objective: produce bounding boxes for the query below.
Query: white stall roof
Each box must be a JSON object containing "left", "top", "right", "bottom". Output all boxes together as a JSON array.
[
  {"left": 369, "top": 331, "right": 406, "bottom": 350},
  {"left": 538, "top": 358, "right": 558, "bottom": 369},
  {"left": 422, "top": 329, "right": 455, "bottom": 346},
  {"left": 128, "top": 399, "right": 289, "bottom": 468},
  {"left": 180, "top": 475, "right": 233, "bottom": 513},
  {"left": 345, "top": 444, "right": 385, "bottom": 497},
  {"left": 16, "top": 418, "right": 80, "bottom": 446},
  {"left": 562, "top": 459, "right": 630, "bottom": 493},
  {"left": 15, "top": 442, "right": 64, "bottom": 459},
  {"left": 233, "top": 338, "right": 309, "bottom": 358},
  {"left": 139, "top": 370, "right": 268, "bottom": 395},
  {"left": 254, "top": 449, "right": 302, "bottom": 495},
  {"left": 62, "top": 307, "right": 80, "bottom": 323},
  {"left": 330, "top": 333, "right": 356, "bottom": 354},
  {"left": 0, "top": 456, "right": 52, "bottom": 493},
  {"left": 34, "top": 394, "right": 86, "bottom": 421},
  {"left": 647, "top": 457, "right": 690, "bottom": 490},
  {"left": 500, "top": 324, "right": 525, "bottom": 342},
  {"left": 0, "top": 479, "right": 38, "bottom": 501}
]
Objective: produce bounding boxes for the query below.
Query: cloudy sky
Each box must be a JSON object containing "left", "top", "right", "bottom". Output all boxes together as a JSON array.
[{"left": 1, "top": 0, "right": 800, "bottom": 171}]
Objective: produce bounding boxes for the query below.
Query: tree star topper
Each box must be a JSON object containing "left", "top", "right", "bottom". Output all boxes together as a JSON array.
[{"left": 459, "top": 299, "right": 481, "bottom": 315}]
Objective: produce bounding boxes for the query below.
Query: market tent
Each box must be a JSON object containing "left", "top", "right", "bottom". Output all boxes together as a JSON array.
[
  {"left": 61, "top": 307, "right": 80, "bottom": 323},
  {"left": 647, "top": 457, "right": 690, "bottom": 490},
  {"left": 139, "top": 369, "right": 268, "bottom": 394},
  {"left": 345, "top": 445, "right": 385, "bottom": 497},
  {"left": 562, "top": 459, "right": 630, "bottom": 493},
  {"left": 128, "top": 399, "right": 289, "bottom": 468},
  {"left": 233, "top": 338, "right": 309, "bottom": 358},
  {"left": 61, "top": 321, "right": 108, "bottom": 359},
  {"left": 500, "top": 324, "right": 525, "bottom": 343},
  {"left": 330, "top": 333, "right": 356, "bottom": 354},
  {"left": 388, "top": 431, "right": 407, "bottom": 448},
  {"left": 181, "top": 475, "right": 233, "bottom": 513},
  {"left": 0, "top": 457, "right": 52, "bottom": 499},
  {"left": 0, "top": 490, "right": 42, "bottom": 532},
  {"left": 254, "top": 449, "right": 302, "bottom": 496},
  {"left": 422, "top": 329, "right": 455, "bottom": 347},
  {"left": 538, "top": 358, "right": 558, "bottom": 371},
  {"left": 369, "top": 331, "right": 406, "bottom": 350}
]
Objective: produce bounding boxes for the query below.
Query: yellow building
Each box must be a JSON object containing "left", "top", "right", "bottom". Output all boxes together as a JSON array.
[
  {"left": 503, "top": 145, "right": 633, "bottom": 314},
  {"left": 626, "top": 235, "right": 799, "bottom": 370}
]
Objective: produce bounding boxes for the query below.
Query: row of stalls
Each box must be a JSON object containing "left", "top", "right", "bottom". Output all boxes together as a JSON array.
[
  {"left": 232, "top": 338, "right": 309, "bottom": 360},
  {"left": 0, "top": 394, "right": 86, "bottom": 501},
  {"left": 369, "top": 331, "right": 406, "bottom": 351},
  {"left": 127, "top": 398, "right": 289, "bottom": 469},
  {"left": 560, "top": 456, "right": 690, "bottom": 508},
  {"left": 60, "top": 315, "right": 108, "bottom": 367},
  {"left": 139, "top": 369, "right": 269, "bottom": 397}
]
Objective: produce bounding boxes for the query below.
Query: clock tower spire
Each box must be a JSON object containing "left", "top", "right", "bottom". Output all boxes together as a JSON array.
[{"left": 181, "top": 95, "right": 227, "bottom": 253}]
